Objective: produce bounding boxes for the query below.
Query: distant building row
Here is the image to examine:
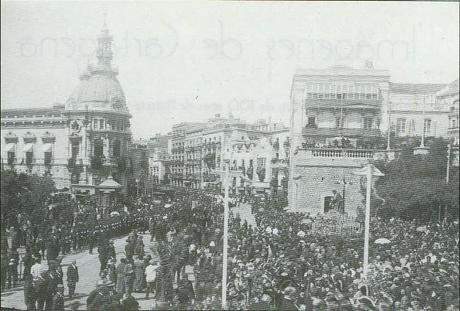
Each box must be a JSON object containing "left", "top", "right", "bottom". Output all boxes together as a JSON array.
[{"left": 132, "top": 115, "right": 289, "bottom": 195}]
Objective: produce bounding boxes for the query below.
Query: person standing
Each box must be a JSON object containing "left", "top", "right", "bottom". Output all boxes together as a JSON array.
[
  {"left": 124, "top": 260, "right": 135, "bottom": 295},
  {"left": 177, "top": 273, "right": 195, "bottom": 309},
  {"left": 88, "top": 230, "right": 96, "bottom": 255},
  {"left": 45, "top": 261, "right": 59, "bottom": 310},
  {"left": 35, "top": 271, "right": 48, "bottom": 311},
  {"left": 125, "top": 240, "right": 134, "bottom": 262},
  {"left": 98, "top": 241, "right": 109, "bottom": 273},
  {"left": 1, "top": 251, "right": 8, "bottom": 291},
  {"left": 116, "top": 258, "right": 127, "bottom": 294},
  {"left": 23, "top": 273, "right": 36, "bottom": 311},
  {"left": 22, "top": 248, "right": 34, "bottom": 279},
  {"left": 7, "top": 258, "right": 18, "bottom": 288},
  {"left": 46, "top": 236, "right": 59, "bottom": 265},
  {"left": 66, "top": 260, "right": 79, "bottom": 299},
  {"left": 132, "top": 255, "right": 144, "bottom": 292},
  {"left": 145, "top": 259, "right": 159, "bottom": 298},
  {"left": 107, "top": 241, "right": 116, "bottom": 260}
]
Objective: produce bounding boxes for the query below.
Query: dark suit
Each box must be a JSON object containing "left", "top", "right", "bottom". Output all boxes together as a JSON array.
[{"left": 66, "top": 265, "right": 79, "bottom": 298}]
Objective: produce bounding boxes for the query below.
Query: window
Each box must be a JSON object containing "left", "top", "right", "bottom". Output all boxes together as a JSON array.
[
  {"left": 335, "top": 116, "right": 345, "bottom": 128},
  {"left": 452, "top": 119, "right": 457, "bottom": 128},
  {"left": 99, "top": 119, "right": 104, "bottom": 130},
  {"left": 71, "top": 142, "right": 79, "bottom": 159},
  {"left": 409, "top": 120, "right": 416, "bottom": 135},
  {"left": 307, "top": 116, "right": 317, "bottom": 128},
  {"left": 363, "top": 117, "right": 373, "bottom": 129},
  {"left": 7, "top": 151, "right": 15, "bottom": 165},
  {"left": 424, "top": 119, "right": 432, "bottom": 135},
  {"left": 26, "top": 151, "right": 33, "bottom": 165},
  {"left": 94, "top": 139, "right": 104, "bottom": 157},
  {"left": 113, "top": 140, "right": 121, "bottom": 157},
  {"left": 44, "top": 152, "right": 52, "bottom": 165},
  {"left": 396, "top": 118, "right": 406, "bottom": 135}
]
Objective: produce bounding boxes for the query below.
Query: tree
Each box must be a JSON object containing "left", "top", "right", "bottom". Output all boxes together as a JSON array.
[
  {"left": 1, "top": 170, "right": 56, "bottom": 231},
  {"left": 375, "top": 139, "right": 458, "bottom": 222}
]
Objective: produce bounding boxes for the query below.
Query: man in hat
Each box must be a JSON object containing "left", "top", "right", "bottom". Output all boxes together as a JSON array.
[
  {"left": 35, "top": 270, "right": 49, "bottom": 311},
  {"left": 67, "top": 260, "right": 79, "bottom": 298},
  {"left": 52, "top": 284, "right": 65, "bottom": 311},
  {"left": 121, "top": 292, "right": 139, "bottom": 311},
  {"left": 280, "top": 286, "right": 298, "bottom": 311},
  {"left": 177, "top": 272, "right": 195, "bottom": 308},
  {"left": 107, "top": 241, "right": 116, "bottom": 260},
  {"left": 46, "top": 235, "right": 60, "bottom": 266}
]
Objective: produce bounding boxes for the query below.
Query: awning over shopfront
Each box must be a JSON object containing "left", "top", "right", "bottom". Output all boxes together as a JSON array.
[
  {"left": 42, "top": 143, "right": 52, "bottom": 153},
  {"left": 23, "top": 143, "right": 34, "bottom": 152},
  {"left": 5, "top": 143, "right": 15, "bottom": 152}
]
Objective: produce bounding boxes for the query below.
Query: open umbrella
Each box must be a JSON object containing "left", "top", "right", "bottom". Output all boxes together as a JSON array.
[
  {"left": 110, "top": 211, "right": 120, "bottom": 216},
  {"left": 374, "top": 238, "right": 391, "bottom": 245},
  {"left": 416, "top": 226, "right": 428, "bottom": 233}
]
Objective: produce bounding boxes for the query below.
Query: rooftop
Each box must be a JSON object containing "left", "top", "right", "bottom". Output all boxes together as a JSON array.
[{"left": 390, "top": 83, "right": 445, "bottom": 95}]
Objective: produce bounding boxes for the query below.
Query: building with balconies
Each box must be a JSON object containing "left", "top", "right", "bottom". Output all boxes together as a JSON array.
[
  {"left": 289, "top": 64, "right": 391, "bottom": 216},
  {"left": 1, "top": 24, "right": 132, "bottom": 197}
]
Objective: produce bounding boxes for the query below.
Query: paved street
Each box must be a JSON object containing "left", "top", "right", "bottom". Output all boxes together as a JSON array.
[{"left": 0, "top": 233, "right": 158, "bottom": 310}]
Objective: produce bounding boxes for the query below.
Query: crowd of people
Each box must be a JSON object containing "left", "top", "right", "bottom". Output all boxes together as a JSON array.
[
  {"left": 80, "top": 190, "right": 459, "bottom": 310},
  {"left": 1, "top": 187, "right": 458, "bottom": 310}
]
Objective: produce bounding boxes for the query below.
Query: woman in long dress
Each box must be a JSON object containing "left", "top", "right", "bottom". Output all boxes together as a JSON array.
[{"left": 116, "top": 258, "right": 127, "bottom": 294}]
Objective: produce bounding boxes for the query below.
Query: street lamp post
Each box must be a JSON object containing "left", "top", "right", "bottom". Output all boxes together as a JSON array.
[
  {"left": 446, "top": 143, "right": 451, "bottom": 184},
  {"left": 221, "top": 162, "right": 230, "bottom": 309},
  {"left": 354, "top": 163, "right": 384, "bottom": 279}
]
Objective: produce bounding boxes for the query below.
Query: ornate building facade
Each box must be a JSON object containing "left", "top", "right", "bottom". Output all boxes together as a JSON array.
[
  {"left": 289, "top": 65, "right": 392, "bottom": 216},
  {"left": 1, "top": 25, "right": 132, "bottom": 196}
]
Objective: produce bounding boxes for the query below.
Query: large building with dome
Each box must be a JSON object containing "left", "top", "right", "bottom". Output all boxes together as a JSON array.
[{"left": 1, "top": 25, "right": 132, "bottom": 198}]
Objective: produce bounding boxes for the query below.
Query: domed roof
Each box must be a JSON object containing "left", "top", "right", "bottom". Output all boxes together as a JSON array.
[
  {"left": 65, "top": 26, "right": 130, "bottom": 117},
  {"left": 66, "top": 68, "right": 129, "bottom": 114}
]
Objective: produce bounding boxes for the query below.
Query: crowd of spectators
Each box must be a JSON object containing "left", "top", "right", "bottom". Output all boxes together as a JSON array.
[{"left": 1, "top": 187, "right": 458, "bottom": 310}]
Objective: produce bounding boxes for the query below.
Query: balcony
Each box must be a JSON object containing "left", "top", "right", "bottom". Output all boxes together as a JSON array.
[
  {"left": 302, "top": 127, "right": 381, "bottom": 138},
  {"left": 305, "top": 98, "right": 382, "bottom": 110},
  {"left": 296, "top": 148, "right": 398, "bottom": 163}
]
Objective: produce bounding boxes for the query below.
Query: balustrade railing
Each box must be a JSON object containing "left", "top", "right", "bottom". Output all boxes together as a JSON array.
[{"left": 306, "top": 148, "right": 375, "bottom": 159}]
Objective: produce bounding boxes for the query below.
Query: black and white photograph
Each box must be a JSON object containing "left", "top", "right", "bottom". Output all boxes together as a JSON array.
[{"left": 1, "top": 1, "right": 459, "bottom": 310}]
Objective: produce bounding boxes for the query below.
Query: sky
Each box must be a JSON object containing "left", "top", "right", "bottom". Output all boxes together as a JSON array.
[{"left": 1, "top": 1, "right": 459, "bottom": 139}]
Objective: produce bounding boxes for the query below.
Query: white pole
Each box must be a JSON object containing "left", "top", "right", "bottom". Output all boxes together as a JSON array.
[
  {"left": 446, "top": 143, "right": 451, "bottom": 184},
  {"left": 363, "top": 164, "right": 372, "bottom": 279},
  {"left": 221, "top": 162, "right": 229, "bottom": 309},
  {"left": 421, "top": 94, "right": 426, "bottom": 147},
  {"left": 387, "top": 101, "right": 391, "bottom": 150}
]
